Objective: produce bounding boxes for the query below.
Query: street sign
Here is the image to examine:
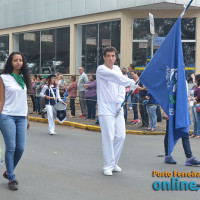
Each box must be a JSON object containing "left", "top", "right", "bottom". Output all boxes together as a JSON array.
[
  {"left": 154, "top": 36, "right": 166, "bottom": 46},
  {"left": 149, "top": 13, "right": 155, "bottom": 35}
]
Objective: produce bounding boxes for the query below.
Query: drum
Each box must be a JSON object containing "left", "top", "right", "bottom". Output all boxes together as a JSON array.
[
  {"left": 54, "top": 102, "right": 67, "bottom": 111},
  {"left": 54, "top": 102, "right": 67, "bottom": 123}
]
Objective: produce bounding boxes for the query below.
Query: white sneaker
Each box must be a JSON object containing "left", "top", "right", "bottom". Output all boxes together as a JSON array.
[
  {"left": 113, "top": 165, "right": 122, "bottom": 172},
  {"left": 53, "top": 132, "right": 57, "bottom": 135},
  {"left": 49, "top": 132, "right": 53, "bottom": 135},
  {"left": 103, "top": 169, "right": 113, "bottom": 176}
]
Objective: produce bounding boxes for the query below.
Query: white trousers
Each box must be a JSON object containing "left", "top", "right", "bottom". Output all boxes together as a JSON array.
[
  {"left": 46, "top": 105, "right": 56, "bottom": 134},
  {"left": 99, "top": 114, "right": 126, "bottom": 171}
]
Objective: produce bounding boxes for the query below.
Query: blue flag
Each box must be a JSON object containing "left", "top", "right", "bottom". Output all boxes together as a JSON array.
[{"left": 140, "top": 17, "right": 190, "bottom": 155}]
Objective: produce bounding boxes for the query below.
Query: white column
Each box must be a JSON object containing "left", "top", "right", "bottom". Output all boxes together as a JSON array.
[
  {"left": 76, "top": 25, "right": 82, "bottom": 74},
  {"left": 13, "top": 33, "right": 19, "bottom": 52},
  {"left": 70, "top": 23, "right": 76, "bottom": 74},
  {"left": 120, "top": 12, "right": 133, "bottom": 68},
  {"left": 9, "top": 33, "right": 14, "bottom": 54}
]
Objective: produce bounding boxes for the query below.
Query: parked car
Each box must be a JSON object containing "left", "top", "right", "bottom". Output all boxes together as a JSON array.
[
  {"left": 42, "top": 60, "right": 65, "bottom": 74},
  {"left": 55, "top": 61, "right": 65, "bottom": 73},
  {"left": 0, "top": 50, "right": 8, "bottom": 74},
  {"left": 0, "top": 61, "right": 4, "bottom": 74},
  {"left": 27, "top": 62, "right": 40, "bottom": 74}
]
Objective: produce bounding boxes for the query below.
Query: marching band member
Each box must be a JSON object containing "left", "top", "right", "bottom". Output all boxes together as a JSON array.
[
  {"left": 96, "top": 46, "right": 137, "bottom": 176},
  {"left": 40, "top": 74, "right": 66, "bottom": 135}
]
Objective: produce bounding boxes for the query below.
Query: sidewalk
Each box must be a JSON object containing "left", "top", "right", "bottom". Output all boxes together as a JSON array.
[
  {"left": 28, "top": 107, "right": 194, "bottom": 135},
  {"left": 28, "top": 108, "right": 168, "bottom": 135}
]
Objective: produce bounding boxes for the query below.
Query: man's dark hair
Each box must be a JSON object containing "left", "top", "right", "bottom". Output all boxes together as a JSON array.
[
  {"left": 131, "top": 70, "right": 141, "bottom": 76},
  {"left": 37, "top": 75, "right": 42, "bottom": 80},
  {"left": 195, "top": 74, "right": 200, "bottom": 86},
  {"left": 131, "top": 70, "right": 138, "bottom": 74},
  {"left": 103, "top": 46, "right": 117, "bottom": 56},
  {"left": 91, "top": 74, "right": 96, "bottom": 80}
]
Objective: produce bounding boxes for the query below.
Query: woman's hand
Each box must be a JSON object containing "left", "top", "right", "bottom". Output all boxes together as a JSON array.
[
  {"left": 84, "top": 84, "right": 89, "bottom": 88},
  {"left": 45, "top": 95, "right": 51, "bottom": 99},
  {"left": 27, "top": 120, "right": 30, "bottom": 130},
  {"left": 27, "top": 116, "right": 30, "bottom": 130},
  {"left": 163, "top": 114, "right": 169, "bottom": 120},
  {"left": 62, "top": 101, "right": 67, "bottom": 105},
  {"left": 145, "top": 96, "right": 150, "bottom": 100}
]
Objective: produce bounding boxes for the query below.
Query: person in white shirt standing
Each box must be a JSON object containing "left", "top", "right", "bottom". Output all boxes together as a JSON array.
[
  {"left": 0, "top": 52, "right": 31, "bottom": 190},
  {"left": 96, "top": 46, "right": 137, "bottom": 176}
]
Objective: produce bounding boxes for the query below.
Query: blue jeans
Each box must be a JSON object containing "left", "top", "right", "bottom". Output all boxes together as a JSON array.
[
  {"left": 164, "top": 120, "right": 192, "bottom": 158},
  {"left": 132, "top": 94, "right": 139, "bottom": 119},
  {"left": 128, "top": 95, "right": 132, "bottom": 108},
  {"left": 36, "top": 96, "right": 41, "bottom": 113},
  {"left": 146, "top": 105, "right": 157, "bottom": 129},
  {"left": 123, "top": 93, "right": 129, "bottom": 122},
  {"left": 191, "top": 105, "right": 200, "bottom": 136},
  {"left": 0, "top": 114, "right": 27, "bottom": 181},
  {"left": 123, "top": 102, "right": 127, "bottom": 122}
]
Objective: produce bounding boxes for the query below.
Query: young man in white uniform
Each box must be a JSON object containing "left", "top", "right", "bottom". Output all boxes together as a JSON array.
[{"left": 96, "top": 46, "right": 137, "bottom": 176}]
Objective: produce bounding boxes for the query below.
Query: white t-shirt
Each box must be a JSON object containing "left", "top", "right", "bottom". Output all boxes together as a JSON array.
[
  {"left": 96, "top": 65, "right": 135, "bottom": 116},
  {"left": 0, "top": 74, "right": 28, "bottom": 116}
]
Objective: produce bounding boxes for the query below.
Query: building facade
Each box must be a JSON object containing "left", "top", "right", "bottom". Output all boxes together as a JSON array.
[{"left": 0, "top": 0, "right": 199, "bottom": 74}]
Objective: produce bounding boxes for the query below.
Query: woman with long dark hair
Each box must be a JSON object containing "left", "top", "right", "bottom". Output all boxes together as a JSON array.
[
  {"left": 40, "top": 74, "right": 66, "bottom": 135},
  {"left": 0, "top": 52, "right": 31, "bottom": 190}
]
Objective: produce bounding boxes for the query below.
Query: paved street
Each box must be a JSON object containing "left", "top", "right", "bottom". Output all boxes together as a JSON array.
[{"left": 0, "top": 121, "right": 200, "bottom": 200}]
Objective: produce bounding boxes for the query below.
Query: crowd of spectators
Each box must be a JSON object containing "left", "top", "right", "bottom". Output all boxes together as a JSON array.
[{"left": 28, "top": 67, "right": 200, "bottom": 134}]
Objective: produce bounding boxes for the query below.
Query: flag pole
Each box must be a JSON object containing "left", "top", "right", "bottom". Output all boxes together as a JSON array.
[{"left": 180, "top": 0, "right": 194, "bottom": 18}]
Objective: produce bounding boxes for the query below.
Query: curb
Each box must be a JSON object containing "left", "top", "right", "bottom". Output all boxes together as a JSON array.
[{"left": 29, "top": 116, "right": 167, "bottom": 135}]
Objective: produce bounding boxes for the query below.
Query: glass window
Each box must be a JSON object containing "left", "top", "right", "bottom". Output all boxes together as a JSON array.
[
  {"left": 0, "top": 35, "right": 9, "bottom": 73},
  {"left": 81, "top": 20, "right": 121, "bottom": 73},
  {"left": 182, "top": 18, "right": 196, "bottom": 40},
  {"left": 99, "top": 22, "right": 111, "bottom": 66},
  {"left": 41, "top": 29, "right": 56, "bottom": 74},
  {"left": 19, "top": 31, "right": 40, "bottom": 74},
  {"left": 132, "top": 42, "right": 149, "bottom": 66},
  {"left": 133, "top": 18, "right": 196, "bottom": 39},
  {"left": 133, "top": 18, "right": 196, "bottom": 69},
  {"left": 15, "top": 27, "right": 70, "bottom": 74},
  {"left": 56, "top": 27, "right": 70, "bottom": 74},
  {"left": 182, "top": 42, "right": 195, "bottom": 66},
  {"left": 133, "top": 18, "right": 149, "bottom": 40},
  {"left": 82, "top": 24, "right": 98, "bottom": 74}
]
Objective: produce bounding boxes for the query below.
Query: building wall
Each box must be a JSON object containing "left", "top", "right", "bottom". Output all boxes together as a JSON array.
[
  {"left": 0, "top": 0, "right": 199, "bottom": 29},
  {"left": 0, "top": 8, "right": 200, "bottom": 73}
]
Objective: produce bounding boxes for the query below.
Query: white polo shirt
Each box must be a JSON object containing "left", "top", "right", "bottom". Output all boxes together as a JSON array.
[{"left": 0, "top": 74, "right": 28, "bottom": 116}]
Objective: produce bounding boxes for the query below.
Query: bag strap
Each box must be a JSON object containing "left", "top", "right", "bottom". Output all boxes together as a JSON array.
[
  {"left": 50, "top": 86, "right": 64, "bottom": 104},
  {"left": 50, "top": 86, "right": 57, "bottom": 102}
]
